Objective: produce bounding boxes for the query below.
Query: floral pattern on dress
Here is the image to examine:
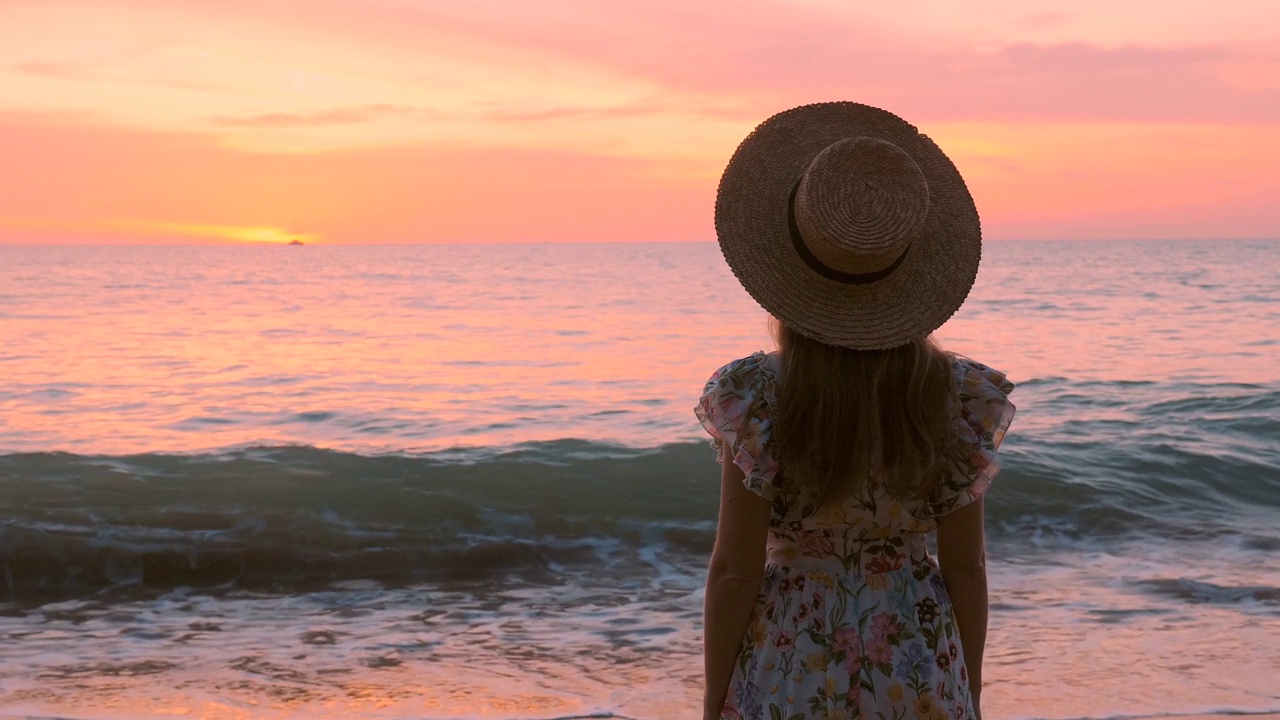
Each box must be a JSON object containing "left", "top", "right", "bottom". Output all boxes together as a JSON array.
[{"left": 696, "top": 352, "right": 1015, "bottom": 720}]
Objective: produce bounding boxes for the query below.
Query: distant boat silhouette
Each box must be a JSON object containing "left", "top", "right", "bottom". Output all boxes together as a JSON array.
[{"left": 288, "top": 239, "right": 305, "bottom": 246}]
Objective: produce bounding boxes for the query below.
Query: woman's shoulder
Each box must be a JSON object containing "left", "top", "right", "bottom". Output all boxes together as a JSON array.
[
  {"left": 947, "top": 353, "right": 1015, "bottom": 397},
  {"left": 703, "top": 350, "right": 780, "bottom": 390},
  {"left": 698, "top": 351, "right": 781, "bottom": 423},
  {"left": 945, "top": 353, "right": 1016, "bottom": 446}
]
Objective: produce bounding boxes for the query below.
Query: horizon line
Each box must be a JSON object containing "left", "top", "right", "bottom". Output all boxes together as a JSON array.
[{"left": 2, "top": 237, "right": 1278, "bottom": 247}]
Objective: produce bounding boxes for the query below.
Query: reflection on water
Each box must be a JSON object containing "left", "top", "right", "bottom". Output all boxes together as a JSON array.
[{"left": 1, "top": 241, "right": 1277, "bottom": 455}]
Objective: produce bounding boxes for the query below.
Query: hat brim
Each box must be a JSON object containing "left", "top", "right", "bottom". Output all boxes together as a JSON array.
[{"left": 715, "top": 102, "right": 981, "bottom": 350}]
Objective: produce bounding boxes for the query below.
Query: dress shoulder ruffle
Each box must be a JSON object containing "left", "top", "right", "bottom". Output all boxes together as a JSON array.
[
  {"left": 694, "top": 352, "right": 783, "bottom": 500},
  {"left": 930, "top": 356, "right": 1017, "bottom": 515}
]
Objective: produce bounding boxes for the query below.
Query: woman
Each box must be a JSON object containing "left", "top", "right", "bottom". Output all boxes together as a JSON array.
[{"left": 696, "top": 103, "right": 1015, "bottom": 720}]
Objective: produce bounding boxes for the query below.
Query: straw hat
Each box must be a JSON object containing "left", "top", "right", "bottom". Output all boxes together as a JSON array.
[{"left": 715, "top": 102, "right": 981, "bottom": 350}]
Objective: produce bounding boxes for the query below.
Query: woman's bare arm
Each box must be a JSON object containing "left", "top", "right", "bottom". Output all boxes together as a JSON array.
[
  {"left": 703, "top": 459, "right": 770, "bottom": 720},
  {"left": 936, "top": 497, "right": 988, "bottom": 717}
]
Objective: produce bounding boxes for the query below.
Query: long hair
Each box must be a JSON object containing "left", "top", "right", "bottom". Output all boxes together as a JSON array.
[{"left": 772, "top": 321, "right": 958, "bottom": 504}]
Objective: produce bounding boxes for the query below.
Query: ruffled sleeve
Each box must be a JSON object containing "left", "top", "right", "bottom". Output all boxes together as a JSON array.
[
  {"left": 931, "top": 357, "right": 1017, "bottom": 516},
  {"left": 694, "top": 352, "right": 783, "bottom": 501}
]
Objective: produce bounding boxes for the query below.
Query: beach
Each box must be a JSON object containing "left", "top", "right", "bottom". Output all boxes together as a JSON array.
[{"left": 1, "top": 240, "right": 1278, "bottom": 719}]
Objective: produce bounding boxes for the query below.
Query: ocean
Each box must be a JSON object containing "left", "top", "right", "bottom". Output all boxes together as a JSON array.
[{"left": 0, "top": 240, "right": 1277, "bottom": 720}]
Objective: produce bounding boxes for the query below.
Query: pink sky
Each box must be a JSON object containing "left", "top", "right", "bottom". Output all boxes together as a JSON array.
[{"left": 1, "top": 0, "right": 1277, "bottom": 244}]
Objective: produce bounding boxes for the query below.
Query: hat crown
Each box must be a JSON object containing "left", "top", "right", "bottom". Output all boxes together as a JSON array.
[{"left": 793, "top": 137, "right": 930, "bottom": 276}]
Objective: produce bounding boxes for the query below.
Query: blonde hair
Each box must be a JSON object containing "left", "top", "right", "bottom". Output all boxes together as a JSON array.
[{"left": 772, "top": 321, "right": 957, "bottom": 504}]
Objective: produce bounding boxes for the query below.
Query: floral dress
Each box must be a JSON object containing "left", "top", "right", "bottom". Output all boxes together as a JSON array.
[{"left": 696, "top": 352, "right": 1015, "bottom": 720}]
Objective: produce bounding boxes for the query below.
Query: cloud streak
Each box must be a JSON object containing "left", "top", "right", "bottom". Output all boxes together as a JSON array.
[
  {"left": 11, "top": 61, "right": 84, "bottom": 79},
  {"left": 183, "top": 0, "right": 1278, "bottom": 124},
  {"left": 212, "top": 104, "right": 422, "bottom": 128}
]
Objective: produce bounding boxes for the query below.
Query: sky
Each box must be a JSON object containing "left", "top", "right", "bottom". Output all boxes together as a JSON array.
[{"left": 0, "top": 0, "right": 1277, "bottom": 244}]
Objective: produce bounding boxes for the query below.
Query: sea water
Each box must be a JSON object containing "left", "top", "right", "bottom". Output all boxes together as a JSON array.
[{"left": 0, "top": 241, "right": 1277, "bottom": 719}]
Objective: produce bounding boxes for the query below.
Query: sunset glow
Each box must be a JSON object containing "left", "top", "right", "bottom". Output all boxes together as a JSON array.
[
  {"left": 110, "top": 219, "right": 319, "bottom": 244},
  {"left": 1, "top": 0, "right": 1277, "bottom": 244}
]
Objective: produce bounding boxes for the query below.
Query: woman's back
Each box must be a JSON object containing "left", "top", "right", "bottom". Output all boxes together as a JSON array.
[{"left": 697, "top": 350, "right": 1014, "bottom": 720}]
